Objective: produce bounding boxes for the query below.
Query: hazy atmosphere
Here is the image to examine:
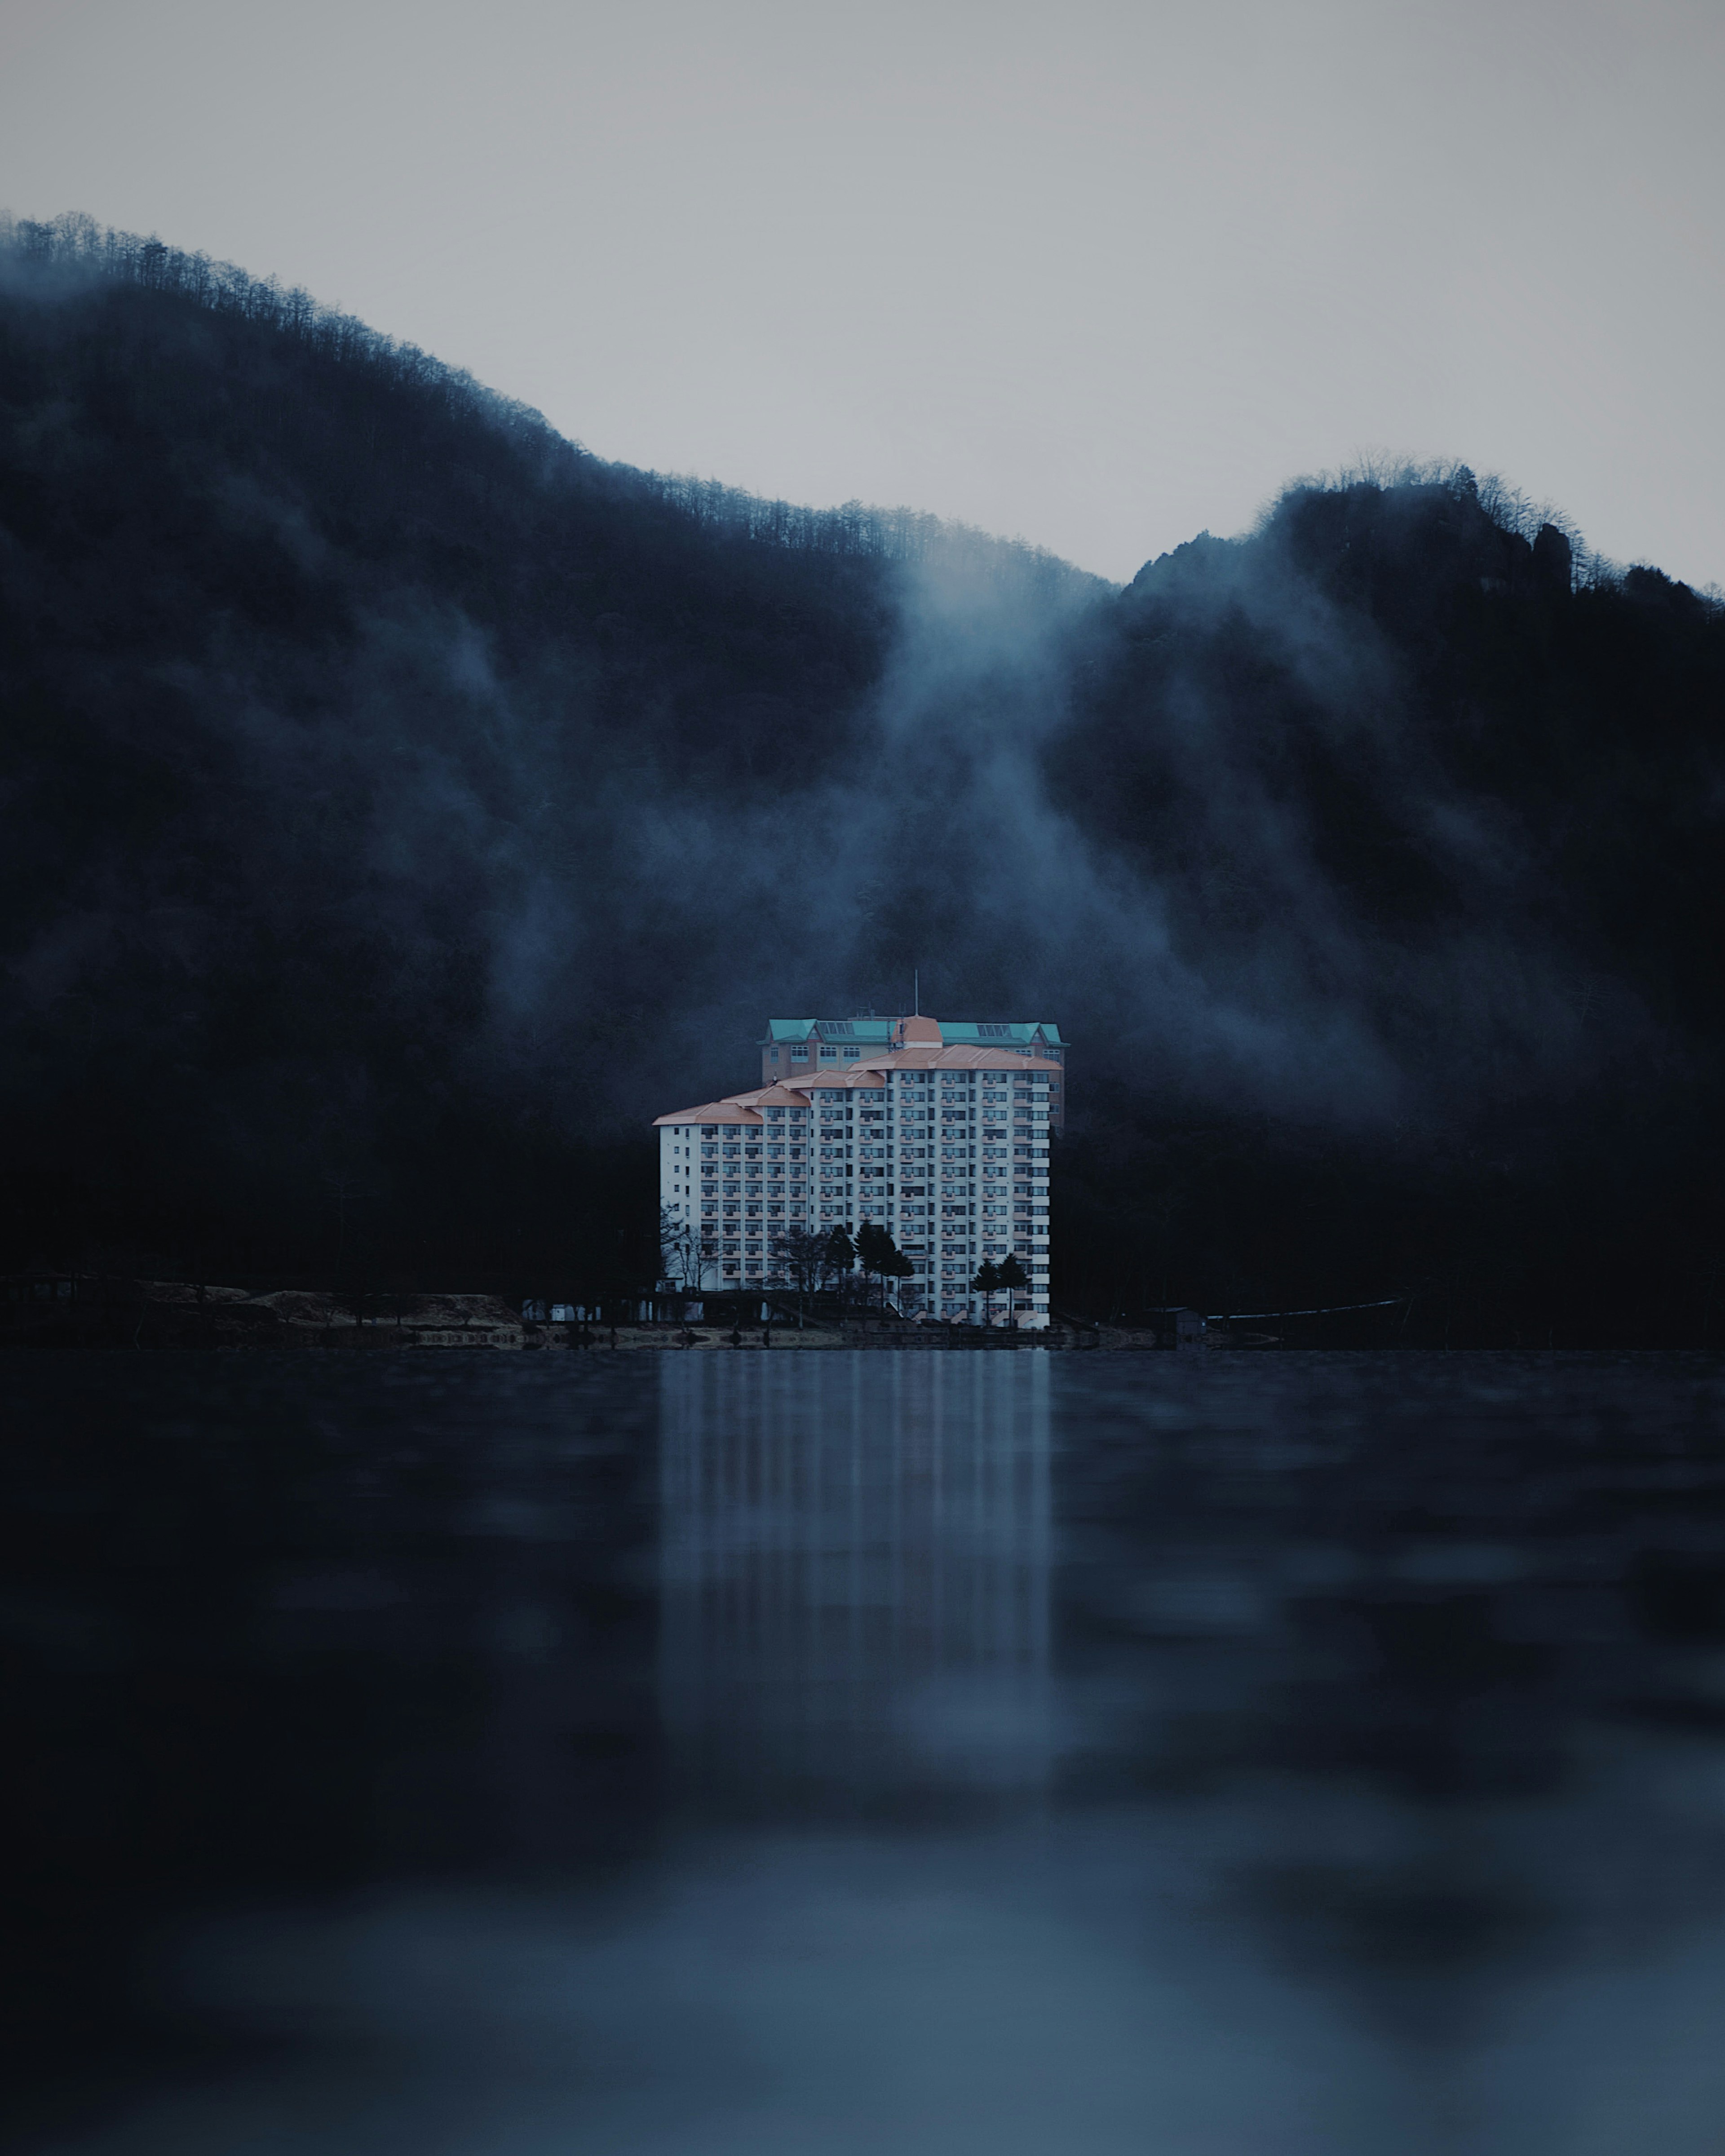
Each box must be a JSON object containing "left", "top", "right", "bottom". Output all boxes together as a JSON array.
[
  {"left": 8, "top": 4, "right": 1725, "bottom": 2152},
  {"left": 2, "top": 0, "right": 1721, "bottom": 587}
]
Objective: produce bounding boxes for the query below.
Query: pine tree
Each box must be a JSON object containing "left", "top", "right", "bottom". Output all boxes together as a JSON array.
[
  {"left": 855, "top": 1221, "right": 893, "bottom": 1307},
  {"left": 775, "top": 1225, "right": 828, "bottom": 1325},
  {"left": 824, "top": 1226, "right": 857, "bottom": 1310}
]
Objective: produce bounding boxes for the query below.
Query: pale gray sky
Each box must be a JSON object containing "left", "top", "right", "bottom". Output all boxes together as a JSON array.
[{"left": 2, "top": 0, "right": 1720, "bottom": 585}]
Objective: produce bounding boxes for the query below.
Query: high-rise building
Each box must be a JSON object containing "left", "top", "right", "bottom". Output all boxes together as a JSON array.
[
  {"left": 655, "top": 1015, "right": 1057, "bottom": 1325},
  {"left": 759, "top": 1017, "right": 1067, "bottom": 1130}
]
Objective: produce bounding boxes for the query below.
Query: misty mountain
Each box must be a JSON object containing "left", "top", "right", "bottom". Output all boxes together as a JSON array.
[{"left": 3, "top": 215, "right": 1722, "bottom": 1337}]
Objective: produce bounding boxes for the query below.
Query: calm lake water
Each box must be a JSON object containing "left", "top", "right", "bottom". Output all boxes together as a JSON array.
[{"left": 8, "top": 1350, "right": 1725, "bottom": 2153}]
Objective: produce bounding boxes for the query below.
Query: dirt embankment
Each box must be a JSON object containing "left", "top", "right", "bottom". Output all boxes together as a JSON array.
[
  {"left": 4, "top": 1279, "right": 529, "bottom": 1349},
  {"left": 4, "top": 1277, "right": 1099, "bottom": 1349}
]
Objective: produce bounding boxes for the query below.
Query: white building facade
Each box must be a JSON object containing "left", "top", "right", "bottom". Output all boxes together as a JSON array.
[{"left": 655, "top": 1015, "right": 1056, "bottom": 1325}]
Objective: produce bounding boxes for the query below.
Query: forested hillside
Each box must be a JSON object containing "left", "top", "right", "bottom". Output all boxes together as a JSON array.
[
  {"left": 1047, "top": 479, "right": 1725, "bottom": 1340},
  {"left": 3, "top": 216, "right": 1722, "bottom": 1338}
]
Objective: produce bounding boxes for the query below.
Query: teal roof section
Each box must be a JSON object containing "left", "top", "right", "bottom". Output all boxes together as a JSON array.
[
  {"left": 762, "top": 1017, "right": 1066, "bottom": 1046},
  {"left": 932, "top": 1021, "right": 1067, "bottom": 1048}
]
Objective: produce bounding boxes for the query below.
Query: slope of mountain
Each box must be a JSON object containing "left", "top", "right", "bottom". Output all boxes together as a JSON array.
[{"left": 3, "top": 217, "right": 1722, "bottom": 1337}]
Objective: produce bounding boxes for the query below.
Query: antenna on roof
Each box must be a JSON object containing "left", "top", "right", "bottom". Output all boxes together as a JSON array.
[{"left": 914, "top": 968, "right": 919, "bottom": 1016}]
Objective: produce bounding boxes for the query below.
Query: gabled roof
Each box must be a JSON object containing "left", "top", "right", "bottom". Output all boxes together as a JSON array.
[
  {"left": 938, "top": 1021, "right": 1066, "bottom": 1048},
  {"left": 652, "top": 1100, "right": 762, "bottom": 1127},
  {"left": 821, "top": 1018, "right": 893, "bottom": 1039},
  {"left": 661, "top": 1035, "right": 1059, "bottom": 1124},
  {"left": 896, "top": 1014, "right": 942, "bottom": 1046},
  {"left": 763, "top": 1016, "right": 1066, "bottom": 1049},
  {"left": 858, "top": 1047, "right": 1061, "bottom": 1073},
  {"left": 782, "top": 1068, "right": 885, "bottom": 1095},
  {"left": 654, "top": 1080, "right": 837, "bottom": 1124}
]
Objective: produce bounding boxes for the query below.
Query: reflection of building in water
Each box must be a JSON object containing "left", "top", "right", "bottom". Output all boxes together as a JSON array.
[{"left": 659, "top": 1355, "right": 1052, "bottom": 1807}]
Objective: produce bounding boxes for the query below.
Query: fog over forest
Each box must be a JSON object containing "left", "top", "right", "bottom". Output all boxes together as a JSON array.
[{"left": 3, "top": 214, "right": 1723, "bottom": 1340}]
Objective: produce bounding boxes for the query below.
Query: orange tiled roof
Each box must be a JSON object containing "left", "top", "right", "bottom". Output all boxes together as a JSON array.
[
  {"left": 651, "top": 1100, "right": 761, "bottom": 1127},
  {"left": 780, "top": 1068, "right": 885, "bottom": 1093},
  {"left": 856, "top": 1046, "right": 1061, "bottom": 1073},
  {"left": 654, "top": 1048, "right": 1056, "bottom": 1125}
]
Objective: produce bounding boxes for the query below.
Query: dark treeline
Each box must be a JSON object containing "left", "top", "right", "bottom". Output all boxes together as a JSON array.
[
  {"left": 1049, "top": 475, "right": 1725, "bottom": 1341},
  {"left": 2, "top": 217, "right": 1722, "bottom": 1338}
]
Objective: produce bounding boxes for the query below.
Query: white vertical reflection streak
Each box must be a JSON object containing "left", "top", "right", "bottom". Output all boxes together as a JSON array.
[{"left": 659, "top": 1355, "right": 1052, "bottom": 1799}]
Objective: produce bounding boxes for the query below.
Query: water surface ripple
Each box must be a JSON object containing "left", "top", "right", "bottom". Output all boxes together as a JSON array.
[{"left": 7, "top": 1350, "right": 1725, "bottom": 2152}]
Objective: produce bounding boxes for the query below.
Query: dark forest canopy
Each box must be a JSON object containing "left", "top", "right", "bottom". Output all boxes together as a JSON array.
[{"left": 2, "top": 214, "right": 1723, "bottom": 1339}]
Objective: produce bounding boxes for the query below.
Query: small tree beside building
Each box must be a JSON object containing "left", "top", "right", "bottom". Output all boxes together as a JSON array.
[
  {"left": 971, "top": 1257, "right": 1002, "bottom": 1325},
  {"left": 855, "top": 1222, "right": 917, "bottom": 1314},
  {"left": 854, "top": 1221, "right": 892, "bottom": 1307},
  {"left": 774, "top": 1225, "right": 829, "bottom": 1326},
  {"left": 659, "top": 1203, "right": 701, "bottom": 1295},
  {"left": 823, "top": 1226, "right": 857, "bottom": 1310}
]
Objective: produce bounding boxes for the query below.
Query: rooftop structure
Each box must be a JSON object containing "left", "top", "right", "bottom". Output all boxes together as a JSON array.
[
  {"left": 760, "top": 1016, "right": 1067, "bottom": 1129},
  {"left": 657, "top": 1018, "right": 1056, "bottom": 1325}
]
